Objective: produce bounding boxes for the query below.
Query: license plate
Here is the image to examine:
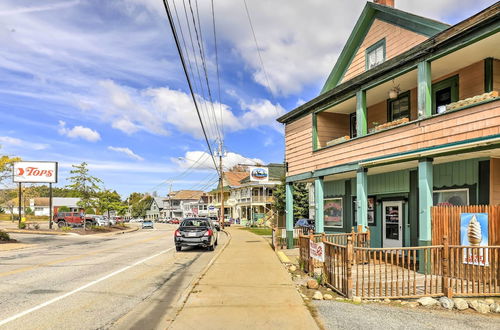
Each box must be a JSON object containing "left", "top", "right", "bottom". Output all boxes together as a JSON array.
[{"left": 188, "top": 232, "right": 197, "bottom": 237}]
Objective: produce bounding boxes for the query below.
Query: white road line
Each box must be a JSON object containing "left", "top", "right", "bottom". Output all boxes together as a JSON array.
[{"left": 0, "top": 247, "right": 174, "bottom": 327}]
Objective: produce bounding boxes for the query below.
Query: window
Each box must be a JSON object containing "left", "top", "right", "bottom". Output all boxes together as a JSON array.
[
  {"left": 388, "top": 91, "right": 410, "bottom": 121},
  {"left": 349, "top": 113, "right": 357, "bottom": 138},
  {"left": 433, "top": 188, "right": 469, "bottom": 206},
  {"left": 365, "top": 39, "right": 386, "bottom": 70},
  {"left": 324, "top": 198, "right": 343, "bottom": 228},
  {"left": 353, "top": 196, "right": 376, "bottom": 226},
  {"left": 432, "top": 75, "right": 459, "bottom": 114}
]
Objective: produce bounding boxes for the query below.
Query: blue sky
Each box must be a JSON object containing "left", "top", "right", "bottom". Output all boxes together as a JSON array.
[{"left": 0, "top": 0, "right": 495, "bottom": 197}]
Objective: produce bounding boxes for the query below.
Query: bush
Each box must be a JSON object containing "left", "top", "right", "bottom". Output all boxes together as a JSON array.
[
  {"left": 60, "top": 226, "right": 72, "bottom": 232},
  {"left": 0, "top": 230, "right": 10, "bottom": 241},
  {"left": 19, "top": 222, "right": 26, "bottom": 229},
  {"left": 89, "top": 225, "right": 107, "bottom": 231}
]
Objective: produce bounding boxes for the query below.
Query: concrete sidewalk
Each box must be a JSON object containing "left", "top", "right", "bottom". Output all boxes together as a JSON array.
[{"left": 170, "top": 227, "right": 319, "bottom": 330}]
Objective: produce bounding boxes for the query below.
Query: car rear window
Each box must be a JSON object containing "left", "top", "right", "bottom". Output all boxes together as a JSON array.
[{"left": 181, "top": 219, "right": 209, "bottom": 227}]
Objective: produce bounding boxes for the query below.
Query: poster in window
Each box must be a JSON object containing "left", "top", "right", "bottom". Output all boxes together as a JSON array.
[
  {"left": 460, "top": 213, "right": 488, "bottom": 266},
  {"left": 353, "top": 196, "right": 376, "bottom": 226},
  {"left": 324, "top": 198, "right": 343, "bottom": 228},
  {"left": 433, "top": 189, "right": 469, "bottom": 206}
]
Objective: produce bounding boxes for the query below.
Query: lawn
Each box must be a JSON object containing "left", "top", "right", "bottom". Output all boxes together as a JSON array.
[{"left": 240, "top": 227, "right": 272, "bottom": 236}]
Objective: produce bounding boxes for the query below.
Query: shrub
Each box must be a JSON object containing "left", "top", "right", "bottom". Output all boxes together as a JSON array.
[
  {"left": 19, "top": 222, "right": 26, "bottom": 229},
  {"left": 60, "top": 226, "right": 72, "bottom": 232},
  {"left": 90, "top": 225, "right": 107, "bottom": 232},
  {"left": 0, "top": 230, "right": 10, "bottom": 241}
]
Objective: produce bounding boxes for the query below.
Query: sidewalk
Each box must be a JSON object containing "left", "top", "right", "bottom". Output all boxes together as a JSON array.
[{"left": 170, "top": 227, "right": 319, "bottom": 330}]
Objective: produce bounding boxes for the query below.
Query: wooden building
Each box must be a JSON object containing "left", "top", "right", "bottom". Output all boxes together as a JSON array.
[{"left": 277, "top": 0, "right": 500, "bottom": 248}]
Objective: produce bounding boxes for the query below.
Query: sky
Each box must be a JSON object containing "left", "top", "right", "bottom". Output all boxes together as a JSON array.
[{"left": 0, "top": 0, "right": 496, "bottom": 198}]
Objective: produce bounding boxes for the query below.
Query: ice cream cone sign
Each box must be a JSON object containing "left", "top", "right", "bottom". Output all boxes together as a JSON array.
[{"left": 467, "top": 215, "right": 482, "bottom": 246}]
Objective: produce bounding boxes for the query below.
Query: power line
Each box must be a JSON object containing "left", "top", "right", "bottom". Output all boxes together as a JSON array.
[
  {"left": 242, "top": 0, "right": 281, "bottom": 118},
  {"left": 211, "top": 0, "right": 224, "bottom": 140},
  {"left": 162, "top": 0, "right": 220, "bottom": 177}
]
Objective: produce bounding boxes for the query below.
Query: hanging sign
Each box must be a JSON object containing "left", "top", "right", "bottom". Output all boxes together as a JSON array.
[
  {"left": 460, "top": 213, "right": 489, "bottom": 266},
  {"left": 13, "top": 161, "right": 58, "bottom": 183},
  {"left": 309, "top": 240, "right": 325, "bottom": 262},
  {"left": 249, "top": 167, "right": 269, "bottom": 182}
]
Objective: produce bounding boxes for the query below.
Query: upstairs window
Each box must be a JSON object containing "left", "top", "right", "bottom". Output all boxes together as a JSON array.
[
  {"left": 365, "top": 39, "right": 386, "bottom": 70},
  {"left": 388, "top": 91, "right": 410, "bottom": 121}
]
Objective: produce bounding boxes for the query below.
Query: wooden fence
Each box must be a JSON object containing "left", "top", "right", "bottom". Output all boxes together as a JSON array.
[
  {"left": 431, "top": 205, "right": 500, "bottom": 245},
  {"left": 272, "top": 227, "right": 306, "bottom": 250}
]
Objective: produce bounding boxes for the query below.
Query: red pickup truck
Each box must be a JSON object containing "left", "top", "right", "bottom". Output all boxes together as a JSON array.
[{"left": 53, "top": 212, "right": 94, "bottom": 228}]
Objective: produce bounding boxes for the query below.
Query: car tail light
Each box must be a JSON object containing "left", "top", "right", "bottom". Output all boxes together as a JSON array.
[
  {"left": 204, "top": 229, "right": 213, "bottom": 237},
  {"left": 175, "top": 229, "right": 181, "bottom": 237}
]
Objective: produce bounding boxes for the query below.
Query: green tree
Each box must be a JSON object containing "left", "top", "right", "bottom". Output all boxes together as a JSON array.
[
  {"left": 273, "top": 176, "right": 309, "bottom": 221},
  {"left": 97, "top": 189, "right": 125, "bottom": 220},
  {"left": 126, "top": 193, "right": 152, "bottom": 218},
  {"left": 0, "top": 153, "right": 21, "bottom": 183},
  {"left": 66, "top": 162, "right": 102, "bottom": 229},
  {"left": 58, "top": 206, "right": 70, "bottom": 212}
]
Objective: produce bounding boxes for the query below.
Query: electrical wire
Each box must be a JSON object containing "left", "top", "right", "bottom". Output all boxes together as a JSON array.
[
  {"left": 210, "top": 0, "right": 224, "bottom": 141},
  {"left": 162, "top": 0, "right": 220, "bottom": 178}
]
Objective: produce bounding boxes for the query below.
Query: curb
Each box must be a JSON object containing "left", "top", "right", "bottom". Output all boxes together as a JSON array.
[
  {"left": 96, "top": 226, "right": 139, "bottom": 237},
  {"left": 4, "top": 229, "right": 68, "bottom": 236},
  {"left": 166, "top": 229, "right": 232, "bottom": 328}
]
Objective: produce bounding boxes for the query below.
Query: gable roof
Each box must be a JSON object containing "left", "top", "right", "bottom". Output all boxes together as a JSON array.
[
  {"left": 169, "top": 190, "right": 205, "bottom": 200},
  {"left": 320, "top": 2, "right": 449, "bottom": 94},
  {"left": 152, "top": 197, "right": 165, "bottom": 209},
  {"left": 223, "top": 172, "right": 248, "bottom": 187}
]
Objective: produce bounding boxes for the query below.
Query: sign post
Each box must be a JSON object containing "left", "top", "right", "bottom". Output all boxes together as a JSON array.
[
  {"left": 13, "top": 161, "right": 58, "bottom": 229},
  {"left": 18, "top": 183, "right": 22, "bottom": 228}
]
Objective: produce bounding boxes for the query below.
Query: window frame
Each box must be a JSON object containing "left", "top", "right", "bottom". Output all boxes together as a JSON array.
[
  {"left": 365, "top": 38, "right": 386, "bottom": 71},
  {"left": 433, "top": 188, "right": 469, "bottom": 206},
  {"left": 387, "top": 91, "right": 411, "bottom": 122},
  {"left": 431, "top": 75, "right": 459, "bottom": 114},
  {"left": 324, "top": 197, "right": 343, "bottom": 229},
  {"left": 349, "top": 112, "right": 357, "bottom": 138}
]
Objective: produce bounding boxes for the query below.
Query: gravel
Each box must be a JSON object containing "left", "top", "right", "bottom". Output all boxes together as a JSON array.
[{"left": 314, "top": 300, "right": 500, "bottom": 330}]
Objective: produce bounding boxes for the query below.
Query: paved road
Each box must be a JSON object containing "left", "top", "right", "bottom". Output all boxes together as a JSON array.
[
  {"left": 0, "top": 224, "right": 225, "bottom": 330},
  {"left": 314, "top": 300, "right": 500, "bottom": 330}
]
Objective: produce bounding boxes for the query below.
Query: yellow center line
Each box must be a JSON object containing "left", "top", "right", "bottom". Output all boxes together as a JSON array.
[{"left": 0, "top": 234, "right": 169, "bottom": 278}]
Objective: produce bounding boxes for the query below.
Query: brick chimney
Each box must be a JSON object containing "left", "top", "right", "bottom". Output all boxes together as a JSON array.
[{"left": 374, "top": 0, "right": 395, "bottom": 7}]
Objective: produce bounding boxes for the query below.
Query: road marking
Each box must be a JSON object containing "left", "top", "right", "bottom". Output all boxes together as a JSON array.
[
  {"left": 0, "top": 234, "right": 167, "bottom": 278},
  {"left": 0, "top": 247, "right": 174, "bottom": 327}
]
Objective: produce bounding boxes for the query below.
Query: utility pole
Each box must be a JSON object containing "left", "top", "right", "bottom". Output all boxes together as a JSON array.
[{"left": 219, "top": 140, "right": 225, "bottom": 229}]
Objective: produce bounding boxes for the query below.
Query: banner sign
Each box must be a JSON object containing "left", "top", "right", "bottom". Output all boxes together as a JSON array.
[
  {"left": 309, "top": 240, "right": 325, "bottom": 262},
  {"left": 460, "top": 213, "right": 489, "bottom": 266},
  {"left": 249, "top": 167, "right": 269, "bottom": 182},
  {"left": 13, "top": 161, "right": 58, "bottom": 183}
]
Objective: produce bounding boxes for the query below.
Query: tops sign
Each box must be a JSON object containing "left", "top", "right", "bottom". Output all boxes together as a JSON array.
[
  {"left": 13, "top": 161, "right": 58, "bottom": 183},
  {"left": 250, "top": 167, "right": 268, "bottom": 182}
]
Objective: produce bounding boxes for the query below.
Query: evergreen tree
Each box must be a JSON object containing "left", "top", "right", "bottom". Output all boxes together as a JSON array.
[{"left": 273, "top": 176, "right": 309, "bottom": 221}]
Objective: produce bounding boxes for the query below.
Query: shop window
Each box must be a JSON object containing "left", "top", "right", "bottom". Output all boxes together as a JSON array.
[
  {"left": 433, "top": 188, "right": 469, "bottom": 206},
  {"left": 352, "top": 196, "right": 376, "bottom": 226},
  {"left": 388, "top": 91, "right": 410, "bottom": 121},
  {"left": 432, "top": 75, "right": 459, "bottom": 114},
  {"left": 365, "top": 39, "right": 386, "bottom": 70},
  {"left": 324, "top": 198, "right": 343, "bottom": 228}
]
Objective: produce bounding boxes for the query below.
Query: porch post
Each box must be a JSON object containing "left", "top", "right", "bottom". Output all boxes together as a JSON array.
[
  {"left": 356, "top": 90, "right": 367, "bottom": 137},
  {"left": 418, "top": 61, "right": 432, "bottom": 118},
  {"left": 285, "top": 182, "right": 294, "bottom": 249},
  {"left": 356, "top": 168, "right": 368, "bottom": 231},
  {"left": 418, "top": 158, "right": 433, "bottom": 271},
  {"left": 314, "top": 176, "right": 324, "bottom": 233}
]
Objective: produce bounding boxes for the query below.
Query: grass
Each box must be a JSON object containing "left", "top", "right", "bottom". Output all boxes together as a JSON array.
[{"left": 240, "top": 227, "right": 272, "bottom": 236}]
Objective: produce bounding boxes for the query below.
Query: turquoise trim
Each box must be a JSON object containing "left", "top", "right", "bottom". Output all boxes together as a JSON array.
[
  {"left": 418, "top": 61, "right": 432, "bottom": 117},
  {"left": 315, "top": 177, "right": 324, "bottom": 233},
  {"left": 285, "top": 183, "right": 294, "bottom": 235},
  {"left": 356, "top": 169, "right": 368, "bottom": 230},
  {"left": 285, "top": 172, "right": 312, "bottom": 183},
  {"left": 418, "top": 159, "right": 433, "bottom": 242},
  {"left": 365, "top": 38, "right": 386, "bottom": 71},
  {"left": 356, "top": 90, "right": 367, "bottom": 137},
  {"left": 313, "top": 163, "right": 358, "bottom": 178}
]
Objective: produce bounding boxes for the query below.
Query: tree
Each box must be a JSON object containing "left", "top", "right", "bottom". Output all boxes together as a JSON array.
[
  {"left": 273, "top": 176, "right": 309, "bottom": 222},
  {"left": 66, "top": 162, "right": 102, "bottom": 229},
  {"left": 126, "top": 192, "right": 152, "bottom": 218},
  {"left": 0, "top": 153, "right": 21, "bottom": 184},
  {"left": 58, "top": 206, "right": 70, "bottom": 212},
  {"left": 97, "top": 189, "right": 125, "bottom": 220}
]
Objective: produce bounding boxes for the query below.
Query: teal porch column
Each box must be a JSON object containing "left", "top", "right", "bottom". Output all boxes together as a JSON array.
[
  {"left": 418, "top": 61, "right": 432, "bottom": 118},
  {"left": 314, "top": 177, "right": 324, "bottom": 233},
  {"left": 356, "top": 168, "right": 368, "bottom": 230},
  {"left": 356, "top": 90, "right": 367, "bottom": 137},
  {"left": 285, "top": 182, "right": 294, "bottom": 249},
  {"left": 418, "top": 158, "right": 433, "bottom": 271}
]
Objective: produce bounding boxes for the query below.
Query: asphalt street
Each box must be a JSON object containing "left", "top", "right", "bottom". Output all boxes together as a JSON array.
[{"left": 0, "top": 223, "right": 225, "bottom": 330}]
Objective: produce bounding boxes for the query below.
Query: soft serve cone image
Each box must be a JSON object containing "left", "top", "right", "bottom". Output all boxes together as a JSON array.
[{"left": 467, "top": 215, "right": 482, "bottom": 246}]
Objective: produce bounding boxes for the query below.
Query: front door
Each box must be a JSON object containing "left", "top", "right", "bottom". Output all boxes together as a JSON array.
[{"left": 382, "top": 201, "right": 403, "bottom": 248}]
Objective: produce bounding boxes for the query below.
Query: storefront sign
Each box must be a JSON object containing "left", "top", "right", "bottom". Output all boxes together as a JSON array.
[
  {"left": 13, "top": 161, "right": 58, "bottom": 183},
  {"left": 249, "top": 167, "right": 269, "bottom": 182},
  {"left": 324, "top": 198, "right": 343, "bottom": 228},
  {"left": 460, "top": 213, "right": 488, "bottom": 266},
  {"left": 309, "top": 240, "right": 325, "bottom": 262}
]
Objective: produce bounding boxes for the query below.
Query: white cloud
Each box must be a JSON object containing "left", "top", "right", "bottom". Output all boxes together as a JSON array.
[
  {"left": 0, "top": 1, "right": 80, "bottom": 16},
  {"left": 173, "top": 150, "right": 264, "bottom": 171},
  {"left": 0, "top": 136, "right": 48, "bottom": 150},
  {"left": 108, "top": 146, "right": 144, "bottom": 161},
  {"left": 58, "top": 121, "right": 101, "bottom": 142}
]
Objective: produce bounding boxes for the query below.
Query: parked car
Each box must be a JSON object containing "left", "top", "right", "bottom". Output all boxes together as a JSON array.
[
  {"left": 92, "top": 215, "right": 109, "bottom": 226},
  {"left": 174, "top": 218, "right": 218, "bottom": 251},
  {"left": 142, "top": 220, "right": 154, "bottom": 229},
  {"left": 207, "top": 216, "right": 220, "bottom": 231},
  {"left": 171, "top": 218, "right": 180, "bottom": 224},
  {"left": 53, "top": 212, "right": 92, "bottom": 228},
  {"left": 295, "top": 218, "right": 315, "bottom": 234}
]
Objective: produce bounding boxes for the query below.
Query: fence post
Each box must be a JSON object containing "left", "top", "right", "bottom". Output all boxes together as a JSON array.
[
  {"left": 322, "top": 234, "right": 328, "bottom": 285},
  {"left": 308, "top": 234, "right": 314, "bottom": 274},
  {"left": 272, "top": 227, "right": 277, "bottom": 251},
  {"left": 346, "top": 236, "right": 353, "bottom": 299},
  {"left": 442, "top": 235, "right": 452, "bottom": 298}
]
